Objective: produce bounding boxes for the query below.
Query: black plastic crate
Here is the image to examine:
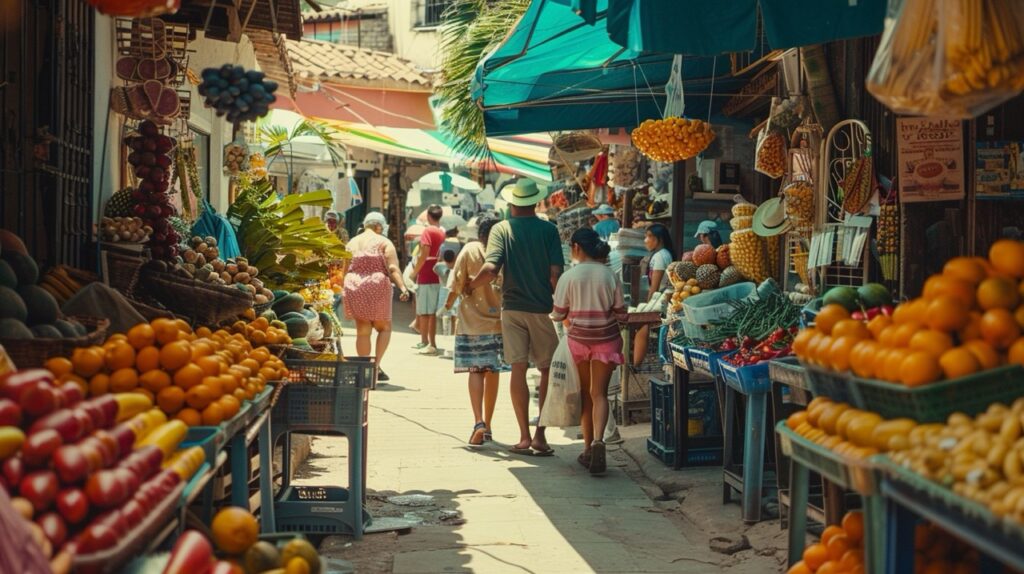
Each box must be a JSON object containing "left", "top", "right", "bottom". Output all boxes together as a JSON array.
[
  {"left": 647, "top": 438, "right": 723, "bottom": 466},
  {"left": 649, "top": 377, "right": 721, "bottom": 451}
]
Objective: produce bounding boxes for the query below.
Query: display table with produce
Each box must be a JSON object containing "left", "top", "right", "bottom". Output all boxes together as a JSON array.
[
  {"left": 671, "top": 284, "right": 802, "bottom": 522},
  {"left": 779, "top": 240, "right": 1024, "bottom": 574}
]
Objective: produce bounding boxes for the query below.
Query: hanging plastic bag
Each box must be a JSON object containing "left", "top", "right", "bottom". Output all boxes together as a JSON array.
[
  {"left": 755, "top": 130, "right": 787, "bottom": 179},
  {"left": 191, "top": 198, "right": 241, "bottom": 260},
  {"left": 223, "top": 139, "right": 250, "bottom": 176},
  {"left": 538, "top": 337, "right": 581, "bottom": 428},
  {"left": 867, "top": 0, "right": 1024, "bottom": 118}
]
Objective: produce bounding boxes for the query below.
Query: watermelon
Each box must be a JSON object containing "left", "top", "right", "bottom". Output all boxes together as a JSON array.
[
  {"left": 857, "top": 283, "right": 892, "bottom": 308},
  {"left": 823, "top": 286, "right": 859, "bottom": 311}
]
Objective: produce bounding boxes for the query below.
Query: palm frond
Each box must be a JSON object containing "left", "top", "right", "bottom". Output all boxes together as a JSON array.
[{"left": 435, "top": 0, "right": 529, "bottom": 159}]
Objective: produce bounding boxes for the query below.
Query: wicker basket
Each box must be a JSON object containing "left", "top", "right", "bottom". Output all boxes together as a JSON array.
[
  {"left": 126, "top": 296, "right": 175, "bottom": 321},
  {"left": 0, "top": 316, "right": 110, "bottom": 368},
  {"left": 102, "top": 250, "right": 146, "bottom": 295},
  {"left": 139, "top": 269, "right": 253, "bottom": 325}
]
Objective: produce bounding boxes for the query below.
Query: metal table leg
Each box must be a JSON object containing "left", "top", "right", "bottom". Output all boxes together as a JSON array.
[
  {"left": 673, "top": 363, "right": 688, "bottom": 470},
  {"left": 257, "top": 413, "right": 276, "bottom": 533},
  {"left": 722, "top": 385, "right": 736, "bottom": 504},
  {"left": 788, "top": 458, "right": 810, "bottom": 566},
  {"left": 741, "top": 390, "right": 767, "bottom": 523},
  {"left": 230, "top": 430, "right": 248, "bottom": 509}
]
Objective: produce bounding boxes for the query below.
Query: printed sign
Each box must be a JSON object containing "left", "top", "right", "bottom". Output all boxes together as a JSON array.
[
  {"left": 975, "top": 141, "right": 1024, "bottom": 198},
  {"left": 896, "top": 118, "right": 965, "bottom": 203}
]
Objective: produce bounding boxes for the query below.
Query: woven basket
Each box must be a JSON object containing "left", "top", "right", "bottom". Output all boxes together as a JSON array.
[
  {"left": 139, "top": 269, "right": 253, "bottom": 325},
  {"left": 0, "top": 316, "right": 110, "bottom": 368},
  {"left": 103, "top": 250, "right": 146, "bottom": 294},
  {"left": 126, "top": 296, "right": 175, "bottom": 321},
  {"left": 551, "top": 131, "right": 603, "bottom": 162}
]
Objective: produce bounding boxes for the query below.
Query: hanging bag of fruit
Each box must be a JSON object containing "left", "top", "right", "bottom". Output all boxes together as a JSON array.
[
  {"left": 631, "top": 56, "right": 715, "bottom": 163},
  {"left": 841, "top": 142, "right": 876, "bottom": 215},
  {"left": 867, "top": 0, "right": 1024, "bottom": 118},
  {"left": 754, "top": 109, "right": 787, "bottom": 179},
  {"left": 223, "top": 138, "right": 251, "bottom": 176}
]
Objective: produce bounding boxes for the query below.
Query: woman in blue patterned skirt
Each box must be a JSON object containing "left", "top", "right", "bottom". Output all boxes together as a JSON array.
[{"left": 444, "top": 214, "right": 508, "bottom": 446}]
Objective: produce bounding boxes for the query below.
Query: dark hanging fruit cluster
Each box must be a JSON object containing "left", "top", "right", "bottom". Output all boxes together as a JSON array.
[
  {"left": 126, "top": 120, "right": 180, "bottom": 259},
  {"left": 198, "top": 65, "right": 277, "bottom": 123}
]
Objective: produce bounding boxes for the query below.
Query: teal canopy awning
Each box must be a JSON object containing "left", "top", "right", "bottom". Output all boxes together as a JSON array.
[
  {"left": 474, "top": 0, "right": 749, "bottom": 136},
  {"left": 570, "top": 0, "right": 886, "bottom": 55}
]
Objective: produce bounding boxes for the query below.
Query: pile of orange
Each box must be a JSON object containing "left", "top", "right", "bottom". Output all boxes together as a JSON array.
[
  {"left": 44, "top": 317, "right": 288, "bottom": 427},
  {"left": 911, "top": 523, "right": 979, "bottom": 574},
  {"left": 228, "top": 316, "right": 292, "bottom": 347},
  {"left": 787, "top": 510, "right": 865, "bottom": 574},
  {"left": 786, "top": 397, "right": 919, "bottom": 460},
  {"left": 795, "top": 239, "right": 1024, "bottom": 387}
]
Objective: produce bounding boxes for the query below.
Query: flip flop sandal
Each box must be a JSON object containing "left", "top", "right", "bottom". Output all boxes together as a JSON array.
[
  {"left": 483, "top": 430, "right": 493, "bottom": 442},
  {"left": 589, "top": 441, "right": 607, "bottom": 474},
  {"left": 577, "top": 452, "right": 591, "bottom": 469},
  {"left": 468, "top": 422, "right": 487, "bottom": 447},
  {"left": 508, "top": 446, "right": 536, "bottom": 456},
  {"left": 531, "top": 447, "right": 555, "bottom": 457}
]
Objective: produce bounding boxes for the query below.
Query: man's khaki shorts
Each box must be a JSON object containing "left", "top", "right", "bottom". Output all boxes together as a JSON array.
[{"left": 501, "top": 310, "right": 559, "bottom": 369}]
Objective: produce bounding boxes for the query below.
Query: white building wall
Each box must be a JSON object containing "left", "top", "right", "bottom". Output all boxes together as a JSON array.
[
  {"left": 92, "top": 20, "right": 257, "bottom": 215},
  {"left": 343, "top": 0, "right": 442, "bottom": 71}
]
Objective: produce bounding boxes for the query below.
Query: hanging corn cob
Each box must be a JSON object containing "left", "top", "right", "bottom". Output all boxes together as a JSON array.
[
  {"left": 878, "top": 184, "right": 900, "bottom": 282},
  {"left": 868, "top": 0, "right": 1024, "bottom": 117}
]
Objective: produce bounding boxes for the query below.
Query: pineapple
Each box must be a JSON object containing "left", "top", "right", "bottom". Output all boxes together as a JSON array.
[
  {"left": 677, "top": 261, "right": 698, "bottom": 281},
  {"left": 716, "top": 244, "right": 731, "bottom": 269},
  {"left": 719, "top": 266, "right": 743, "bottom": 287},
  {"left": 695, "top": 264, "right": 721, "bottom": 290},
  {"left": 105, "top": 188, "right": 135, "bottom": 217}
]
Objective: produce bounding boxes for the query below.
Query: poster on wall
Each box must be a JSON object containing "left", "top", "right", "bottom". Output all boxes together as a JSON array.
[
  {"left": 896, "top": 118, "right": 965, "bottom": 203},
  {"left": 975, "top": 141, "right": 1024, "bottom": 198}
]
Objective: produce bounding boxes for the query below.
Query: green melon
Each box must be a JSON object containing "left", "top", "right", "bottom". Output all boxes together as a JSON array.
[
  {"left": 272, "top": 289, "right": 290, "bottom": 301},
  {"left": 822, "top": 286, "right": 860, "bottom": 312},
  {"left": 0, "top": 287, "right": 28, "bottom": 322},
  {"left": 0, "top": 261, "right": 16, "bottom": 289},
  {"left": 0, "top": 318, "right": 32, "bottom": 339},
  {"left": 53, "top": 319, "right": 80, "bottom": 338},
  {"left": 19, "top": 285, "right": 59, "bottom": 326},
  {"left": 318, "top": 312, "right": 333, "bottom": 338},
  {"left": 30, "top": 324, "right": 62, "bottom": 339},
  {"left": 857, "top": 283, "right": 893, "bottom": 308},
  {"left": 272, "top": 293, "right": 305, "bottom": 315},
  {"left": 260, "top": 310, "right": 278, "bottom": 322},
  {"left": 1, "top": 252, "right": 38, "bottom": 286},
  {"left": 283, "top": 317, "right": 310, "bottom": 338}
]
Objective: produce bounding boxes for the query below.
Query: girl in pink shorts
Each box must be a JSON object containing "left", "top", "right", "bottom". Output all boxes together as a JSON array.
[{"left": 550, "top": 228, "right": 628, "bottom": 475}]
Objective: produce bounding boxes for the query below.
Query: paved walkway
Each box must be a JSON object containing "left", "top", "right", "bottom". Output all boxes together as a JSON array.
[{"left": 300, "top": 304, "right": 781, "bottom": 573}]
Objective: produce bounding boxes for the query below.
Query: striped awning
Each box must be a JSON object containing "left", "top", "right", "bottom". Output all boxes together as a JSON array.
[{"left": 311, "top": 118, "right": 554, "bottom": 181}]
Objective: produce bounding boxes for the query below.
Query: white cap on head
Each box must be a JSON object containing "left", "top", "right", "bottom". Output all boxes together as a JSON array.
[{"left": 363, "top": 212, "right": 389, "bottom": 235}]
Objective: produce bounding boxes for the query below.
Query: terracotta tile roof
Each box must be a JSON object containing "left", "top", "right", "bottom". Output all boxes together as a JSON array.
[
  {"left": 284, "top": 38, "right": 432, "bottom": 91},
  {"left": 303, "top": 6, "right": 387, "bottom": 24}
]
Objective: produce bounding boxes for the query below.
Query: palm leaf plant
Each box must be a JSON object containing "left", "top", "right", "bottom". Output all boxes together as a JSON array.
[
  {"left": 435, "top": 0, "right": 529, "bottom": 159},
  {"left": 228, "top": 177, "right": 350, "bottom": 292},
  {"left": 258, "top": 117, "right": 346, "bottom": 193}
]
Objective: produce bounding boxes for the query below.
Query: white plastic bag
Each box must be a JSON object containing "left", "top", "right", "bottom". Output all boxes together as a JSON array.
[{"left": 538, "top": 337, "right": 581, "bottom": 428}]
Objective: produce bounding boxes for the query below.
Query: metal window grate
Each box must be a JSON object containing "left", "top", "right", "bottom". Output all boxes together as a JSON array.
[{"left": 417, "top": 0, "right": 450, "bottom": 27}]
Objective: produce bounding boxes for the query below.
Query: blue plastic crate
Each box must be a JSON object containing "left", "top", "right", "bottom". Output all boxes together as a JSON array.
[
  {"left": 284, "top": 355, "right": 377, "bottom": 389},
  {"left": 669, "top": 341, "right": 690, "bottom": 370},
  {"left": 181, "top": 426, "right": 223, "bottom": 467},
  {"left": 685, "top": 347, "right": 730, "bottom": 378},
  {"left": 718, "top": 353, "right": 772, "bottom": 394},
  {"left": 272, "top": 383, "right": 367, "bottom": 433},
  {"left": 275, "top": 485, "right": 371, "bottom": 535},
  {"left": 646, "top": 438, "right": 723, "bottom": 466}
]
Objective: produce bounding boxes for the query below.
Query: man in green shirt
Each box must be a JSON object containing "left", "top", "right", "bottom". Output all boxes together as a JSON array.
[{"left": 469, "top": 179, "right": 564, "bottom": 456}]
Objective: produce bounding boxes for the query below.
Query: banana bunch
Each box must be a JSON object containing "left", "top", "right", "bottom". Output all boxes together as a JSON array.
[
  {"left": 39, "top": 266, "right": 83, "bottom": 305},
  {"left": 869, "top": 0, "right": 1024, "bottom": 116}
]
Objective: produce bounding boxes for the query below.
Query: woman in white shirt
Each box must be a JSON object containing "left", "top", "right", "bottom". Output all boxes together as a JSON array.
[{"left": 634, "top": 223, "right": 676, "bottom": 365}]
